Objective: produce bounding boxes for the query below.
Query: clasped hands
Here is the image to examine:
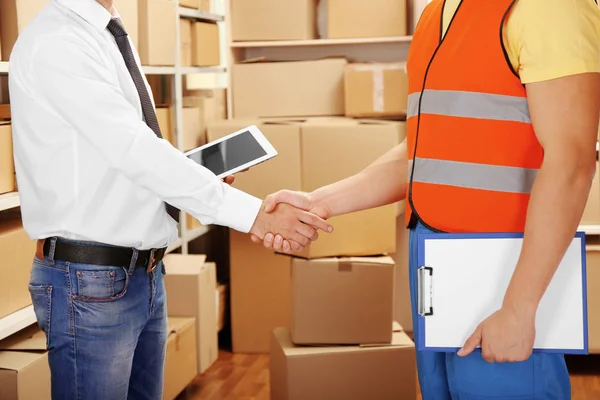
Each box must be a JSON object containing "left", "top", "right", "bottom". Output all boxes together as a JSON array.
[{"left": 249, "top": 190, "right": 329, "bottom": 253}]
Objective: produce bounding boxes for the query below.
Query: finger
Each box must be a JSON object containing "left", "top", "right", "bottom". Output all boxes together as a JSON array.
[
  {"left": 264, "top": 190, "right": 310, "bottom": 213},
  {"left": 223, "top": 175, "right": 235, "bottom": 185},
  {"left": 299, "top": 211, "right": 333, "bottom": 233},
  {"left": 284, "top": 231, "right": 310, "bottom": 247},
  {"left": 296, "top": 223, "right": 318, "bottom": 242},
  {"left": 289, "top": 240, "right": 304, "bottom": 253},
  {"left": 282, "top": 240, "right": 292, "bottom": 254},
  {"left": 250, "top": 234, "right": 261, "bottom": 243},
  {"left": 272, "top": 234, "right": 285, "bottom": 253},
  {"left": 458, "top": 326, "right": 482, "bottom": 357},
  {"left": 482, "top": 346, "right": 495, "bottom": 364},
  {"left": 263, "top": 233, "right": 275, "bottom": 250}
]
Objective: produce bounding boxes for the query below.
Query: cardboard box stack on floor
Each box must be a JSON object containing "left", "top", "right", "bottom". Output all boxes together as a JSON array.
[
  {"left": 270, "top": 256, "right": 417, "bottom": 399},
  {"left": 163, "top": 254, "right": 219, "bottom": 375},
  {"left": 0, "top": 326, "right": 51, "bottom": 400},
  {"left": 207, "top": 118, "right": 405, "bottom": 353}
]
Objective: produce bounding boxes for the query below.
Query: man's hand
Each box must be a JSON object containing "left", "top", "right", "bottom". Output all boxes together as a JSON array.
[
  {"left": 249, "top": 201, "right": 332, "bottom": 254},
  {"left": 250, "top": 190, "right": 332, "bottom": 252},
  {"left": 458, "top": 304, "right": 536, "bottom": 363}
]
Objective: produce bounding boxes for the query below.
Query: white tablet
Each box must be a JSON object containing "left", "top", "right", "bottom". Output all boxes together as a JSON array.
[{"left": 184, "top": 125, "right": 278, "bottom": 179}]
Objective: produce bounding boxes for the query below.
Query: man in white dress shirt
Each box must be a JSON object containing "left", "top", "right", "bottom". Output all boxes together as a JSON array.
[{"left": 8, "top": 1, "right": 331, "bottom": 399}]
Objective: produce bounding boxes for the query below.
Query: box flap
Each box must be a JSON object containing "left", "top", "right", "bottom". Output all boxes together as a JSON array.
[
  {"left": 294, "top": 256, "right": 394, "bottom": 267},
  {"left": 0, "top": 325, "right": 46, "bottom": 351},
  {"left": 0, "top": 351, "right": 45, "bottom": 372},
  {"left": 392, "top": 321, "right": 403, "bottom": 333},
  {"left": 163, "top": 254, "right": 206, "bottom": 275},
  {"left": 274, "top": 328, "right": 412, "bottom": 356},
  {"left": 167, "top": 317, "right": 196, "bottom": 336}
]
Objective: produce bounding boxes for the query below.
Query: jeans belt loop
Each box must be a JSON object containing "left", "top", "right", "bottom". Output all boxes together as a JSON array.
[
  {"left": 128, "top": 248, "right": 139, "bottom": 275},
  {"left": 48, "top": 237, "right": 58, "bottom": 261},
  {"left": 146, "top": 249, "right": 157, "bottom": 274}
]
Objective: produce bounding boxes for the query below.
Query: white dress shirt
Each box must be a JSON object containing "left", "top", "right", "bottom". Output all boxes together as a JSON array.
[{"left": 9, "top": 0, "right": 262, "bottom": 249}]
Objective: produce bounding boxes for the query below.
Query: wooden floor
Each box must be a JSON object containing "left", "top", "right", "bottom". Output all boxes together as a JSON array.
[{"left": 178, "top": 351, "right": 600, "bottom": 400}]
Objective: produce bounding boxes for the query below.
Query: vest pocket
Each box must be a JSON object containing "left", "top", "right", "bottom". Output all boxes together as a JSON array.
[{"left": 28, "top": 284, "right": 52, "bottom": 348}]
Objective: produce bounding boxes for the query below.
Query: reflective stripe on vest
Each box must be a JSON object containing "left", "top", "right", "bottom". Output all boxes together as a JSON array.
[
  {"left": 407, "top": 90, "right": 531, "bottom": 123},
  {"left": 409, "top": 157, "right": 539, "bottom": 194}
]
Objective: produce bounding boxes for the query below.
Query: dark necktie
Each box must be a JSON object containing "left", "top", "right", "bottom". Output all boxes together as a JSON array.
[{"left": 107, "top": 18, "right": 180, "bottom": 223}]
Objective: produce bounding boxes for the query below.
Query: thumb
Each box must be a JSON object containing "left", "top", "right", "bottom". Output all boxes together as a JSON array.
[
  {"left": 264, "top": 190, "right": 311, "bottom": 213},
  {"left": 458, "top": 326, "right": 482, "bottom": 357}
]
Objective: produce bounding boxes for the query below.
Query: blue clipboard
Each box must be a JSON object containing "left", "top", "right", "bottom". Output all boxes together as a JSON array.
[{"left": 415, "top": 231, "right": 588, "bottom": 355}]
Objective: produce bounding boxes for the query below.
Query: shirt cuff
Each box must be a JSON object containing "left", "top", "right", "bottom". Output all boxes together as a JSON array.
[{"left": 214, "top": 184, "right": 263, "bottom": 233}]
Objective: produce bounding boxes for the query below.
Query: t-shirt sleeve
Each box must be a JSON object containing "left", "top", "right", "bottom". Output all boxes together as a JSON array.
[{"left": 506, "top": 0, "right": 600, "bottom": 84}]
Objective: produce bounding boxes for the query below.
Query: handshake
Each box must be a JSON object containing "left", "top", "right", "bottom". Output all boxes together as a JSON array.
[{"left": 248, "top": 190, "right": 332, "bottom": 254}]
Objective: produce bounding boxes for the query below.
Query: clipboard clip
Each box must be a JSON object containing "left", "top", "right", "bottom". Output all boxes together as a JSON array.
[{"left": 417, "top": 266, "right": 433, "bottom": 317}]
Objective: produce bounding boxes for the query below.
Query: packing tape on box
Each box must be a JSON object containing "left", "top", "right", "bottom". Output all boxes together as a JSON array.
[{"left": 352, "top": 64, "right": 404, "bottom": 113}]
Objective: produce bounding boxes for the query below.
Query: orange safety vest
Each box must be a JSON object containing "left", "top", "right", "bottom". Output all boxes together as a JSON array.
[{"left": 405, "top": 0, "right": 543, "bottom": 233}]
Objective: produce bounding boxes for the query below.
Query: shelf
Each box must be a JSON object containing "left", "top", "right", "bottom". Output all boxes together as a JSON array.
[
  {"left": 0, "top": 192, "right": 20, "bottom": 212},
  {"left": 166, "top": 238, "right": 183, "bottom": 254},
  {"left": 0, "top": 62, "right": 8, "bottom": 73},
  {"left": 187, "top": 225, "right": 212, "bottom": 242},
  {"left": 231, "top": 36, "right": 413, "bottom": 48},
  {"left": 181, "top": 66, "right": 226, "bottom": 74},
  {"left": 580, "top": 225, "right": 600, "bottom": 235},
  {"left": 0, "top": 305, "right": 37, "bottom": 341},
  {"left": 178, "top": 7, "right": 224, "bottom": 22},
  {"left": 142, "top": 66, "right": 175, "bottom": 75}
]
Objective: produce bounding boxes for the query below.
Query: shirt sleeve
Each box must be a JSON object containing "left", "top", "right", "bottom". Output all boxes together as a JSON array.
[
  {"left": 506, "top": 0, "right": 600, "bottom": 84},
  {"left": 30, "top": 34, "right": 261, "bottom": 233}
]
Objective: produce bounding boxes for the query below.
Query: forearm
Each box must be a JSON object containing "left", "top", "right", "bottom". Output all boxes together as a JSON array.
[
  {"left": 503, "top": 158, "right": 595, "bottom": 312},
  {"left": 310, "top": 140, "right": 408, "bottom": 217}
]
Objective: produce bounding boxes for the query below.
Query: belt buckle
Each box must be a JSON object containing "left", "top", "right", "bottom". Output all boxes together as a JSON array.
[{"left": 146, "top": 249, "right": 157, "bottom": 273}]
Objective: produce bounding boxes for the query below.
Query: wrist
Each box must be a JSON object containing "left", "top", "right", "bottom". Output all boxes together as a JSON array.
[
  {"left": 502, "top": 292, "right": 538, "bottom": 319},
  {"left": 309, "top": 188, "right": 335, "bottom": 219}
]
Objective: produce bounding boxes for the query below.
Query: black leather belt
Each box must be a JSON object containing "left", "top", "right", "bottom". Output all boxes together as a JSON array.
[{"left": 37, "top": 238, "right": 166, "bottom": 273}]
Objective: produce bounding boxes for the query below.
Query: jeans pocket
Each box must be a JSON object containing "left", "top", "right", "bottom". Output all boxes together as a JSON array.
[
  {"left": 73, "top": 266, "right": 129, "bottom": 302},
  {"left": 28, "top": 284, "right": 52, "bottom": 348}
]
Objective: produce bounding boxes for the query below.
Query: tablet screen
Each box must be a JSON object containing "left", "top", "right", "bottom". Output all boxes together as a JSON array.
[{"left": 187, "top": 130, "right": 267, "bottom": 176}]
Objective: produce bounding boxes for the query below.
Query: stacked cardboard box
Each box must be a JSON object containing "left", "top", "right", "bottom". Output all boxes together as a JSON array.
[
  {"left": 163, "top": 254, "right": 219, "bottom": 374},
  {"left": 0, "top": 122, "right": 14, "bottom": 194},
  {"left": 0, "top": 0, "right": 48, "bottom": 60},
  {"left": 163, "top": 318, "right": 198, "bottom": 400},
  {"left": 0, "top": 326, "right": 51, "bottom": 400},
  {"left": 344, "top": 62, "right": 409, "bottom": 118},
  {"left": 208, "top": 118, "right": 405, "bottom": 352},
  {"left": 318, "top": 0, "right": 408, "bottom": 39},
  {"left": 138, "top": 0, "right": 176, "bottom": 66},
  {"left": 180, "top": 19, "right": 221, "bottom": 68},
  {"left": 270, "top": 257, "right": 416, "bottom": 399}
]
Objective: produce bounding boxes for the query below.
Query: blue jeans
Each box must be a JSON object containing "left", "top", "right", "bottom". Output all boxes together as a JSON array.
[
  {"left": 409, "top": 223, "right": 571, "bottom": 400},
  {"left": 28, "top": 241, "right": 168, "bottom": 400}
]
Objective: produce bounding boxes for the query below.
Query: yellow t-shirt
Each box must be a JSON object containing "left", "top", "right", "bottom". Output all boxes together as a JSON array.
[{"left": 442, "top": 0, "right": 600, "bottom": 83}]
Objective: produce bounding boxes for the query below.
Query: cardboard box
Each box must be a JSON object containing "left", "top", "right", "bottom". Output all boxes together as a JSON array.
[
  {"left": 117, "top": 0, "right": 139, "bottom": 50},
  {"left": 232, "top": 58, "right": 347, "bottom": 118},
  {"left": 0, "top": 123, "right": 15, "bottom": 194},
  {"left": 231, "top": 0, "right": 317, "bottom": 41},
  {"left": 163, "top": 255, "right": 218, "bottom": 373},
  {"left": 155, "top": 107, "right": 175, "bottom": 146},
  {"left": 0, "top": 326, "right": 50, "bottom": 400},
  {"left": 192, "top": 21, "right": 220, "bottom": 67},
  {"left": 163, "top": 317, "right": 198, "bottom": 400},
  {"left": 291, "top": 257, "right": 395, "bottom": 345},
  {"left": 180, "top": 18, "right": 193, "bottom": 67},
  {"left": 0, "top": 0, "right": 48, "bottom": 60},
  {"left": 270, "top": 325, "right": 416, "bottom": 400},
  {"left": 0, "top": 219, "right": 36, "bottom": 319},
  {"left": 229, "top": 230, "right": 292, "bottom": 353},
  {"left": 581, "top": 162, "right": 600, "bottom": 225},
  {"left": 209, "top": 118, "right": 400, "bottom": 258},
  {"left": 182, "top": 106, "right": 205, "bottom": 152},
  {"left": 391, "top": 215, "right": 412, "bottom": 331},
  {"left": 179, "top": 0, "right": 198, "bottom": 9},
  {"left": 344, "top": 63, "right": 408, "bottom": 118},
  {"left": 323, "top": 0, "right": 407, "bottom": 39},
  {"left": 147, "top": 75, "right": 172, "bottom": 106},
  {"left": 587, "top": 246, "right": 600, "bottom": 353},
  {"left": 199, "top": 0, "right": 210, "bottom": 12},
  {"left": 217, "top": 284, "right": 226, "bottom": 332},
  {"left": 138, "top": 0, "right": 176, "bottom": 66}
]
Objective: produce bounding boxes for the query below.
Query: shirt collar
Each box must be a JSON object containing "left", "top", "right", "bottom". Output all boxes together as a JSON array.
[{"left": 55, "top": 0, "right": 115, "bottom": 32}]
